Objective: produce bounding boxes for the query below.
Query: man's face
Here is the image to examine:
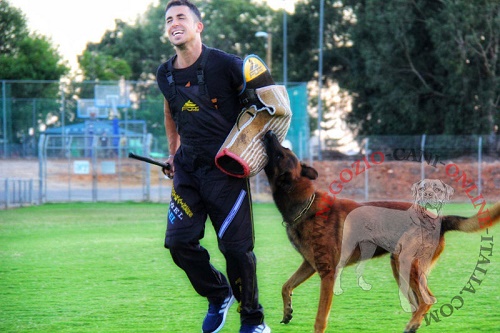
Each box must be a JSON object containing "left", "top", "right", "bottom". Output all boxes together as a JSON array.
[{"left": 165, "top": 5, "right": 203, "bottom": 48}]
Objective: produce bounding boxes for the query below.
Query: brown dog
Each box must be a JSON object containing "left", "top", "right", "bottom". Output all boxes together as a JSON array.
[{"left": 263, "top": 131, "right": 500, "bottom": 333}]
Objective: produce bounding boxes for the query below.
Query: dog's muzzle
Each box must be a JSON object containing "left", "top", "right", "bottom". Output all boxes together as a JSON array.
[{"left": 264, "top": 130, "right": 280, "bottom": 151}]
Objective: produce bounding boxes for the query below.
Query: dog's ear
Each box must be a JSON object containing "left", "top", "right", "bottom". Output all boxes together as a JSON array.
[
  {"left": 440, "top": 180, "right": 454, "bottom": 200},
  {"left": 301, "top": 163, "right": 318, "bottom": 180},
  {"left": 411, "top": 180, "right": 422, "bottom": 198}
]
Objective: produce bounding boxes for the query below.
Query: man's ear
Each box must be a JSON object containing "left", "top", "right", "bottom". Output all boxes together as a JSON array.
[
  {"left": 196, "top": 21, "right": 204, "bottom": 33},
  {"left": 301, "top": 163, "right": 318, "bottom": 180}
]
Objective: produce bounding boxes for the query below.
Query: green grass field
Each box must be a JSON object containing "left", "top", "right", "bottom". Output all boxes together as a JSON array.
[{"left": 1, "top": 202, "right": 499, "bottom": 332}]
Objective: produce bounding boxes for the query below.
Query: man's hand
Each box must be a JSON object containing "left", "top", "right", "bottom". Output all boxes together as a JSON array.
[{"left": 163, "top": 155, "right": 175, "bottom": 179}]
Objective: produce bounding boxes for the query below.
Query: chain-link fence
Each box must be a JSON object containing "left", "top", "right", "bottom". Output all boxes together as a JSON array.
[
  {"left": 312, "top": 134, "right": 500, "bottom": 204},
  {"left": 1, "top": 79, "right": 309, "bottom": 159},
  {"left": 2, "top": 134, "right": 499, "bottom": 209},
  {"left": 1, "top": 80, "right": 499, "bottom": 208},
  {"left": 0, "top": 79, "right": 166, "bottom": 159}
]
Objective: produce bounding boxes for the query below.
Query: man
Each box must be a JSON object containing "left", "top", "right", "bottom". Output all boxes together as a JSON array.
[{"left": 156, "top": 1, "right": 270, "bottom": 333}]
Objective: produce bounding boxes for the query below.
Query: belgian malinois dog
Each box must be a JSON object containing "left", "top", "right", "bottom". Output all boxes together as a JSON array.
[{"left": 263, "top": 130, "right": 500, "bottom": 333}]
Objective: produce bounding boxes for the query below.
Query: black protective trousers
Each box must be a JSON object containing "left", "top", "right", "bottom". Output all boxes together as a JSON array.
[{"left": 164, "top": 149, "right": 264, "bottom": 325}]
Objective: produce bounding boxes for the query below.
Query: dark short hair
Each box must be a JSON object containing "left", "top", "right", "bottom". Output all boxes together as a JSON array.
[{"left": 166, "top": 0, "right": 202, "bottom": 22}]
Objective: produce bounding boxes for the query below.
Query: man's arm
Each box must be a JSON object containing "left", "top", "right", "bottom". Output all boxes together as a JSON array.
[{"left": 164, "top": 98, "right": 180, "bottom": 177}]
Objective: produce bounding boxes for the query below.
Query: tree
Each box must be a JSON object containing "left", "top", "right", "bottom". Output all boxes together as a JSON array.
[
  {"left": 81, "top": 12, "right": 168, "bottom": 81},
  {"left": 0, "top": 1, "right": 69, "bottom": 83},
  {"left": 428, "top": 0, "right": 500, "bottom": 136},
  {"left": 199, "top": 0, "right": 275, "bottom": 65},
  {"left": 80, "top": 0, "right": 278, "bottom": 81},
  {"left": 0, "top": 0, "right": 70, "bottom": 145},
  {"left": 0, "top": 0, "right": 28, "bottom": 55},
  {"left": 331, "top": 0, "right": 500, "bottom": 136},
  {"left": 79, "top": 50, "right": 132, "bottom": 81},
  {"left": 73, "top": 0, "right": 500, "bottom": 145},
  {"left": 0, "top": 34, "right": 69, "bottom": 82}
]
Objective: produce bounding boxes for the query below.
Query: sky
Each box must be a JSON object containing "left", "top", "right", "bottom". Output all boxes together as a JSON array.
[
  {"left": 9, "top": 0, "right": 159, "bottom": 72},
  {"left": 8, "top": 0, "right": 294, "bottom": 73}
]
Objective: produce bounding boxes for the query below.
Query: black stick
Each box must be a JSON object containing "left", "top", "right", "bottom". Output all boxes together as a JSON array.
[{"left": 128, "top": 152, "right": 171, "bottom": 170}]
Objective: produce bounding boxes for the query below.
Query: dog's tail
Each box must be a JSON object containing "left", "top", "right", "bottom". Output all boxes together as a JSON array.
[{"left": 441, "top": 202, "right": 500, "bottom": 233}]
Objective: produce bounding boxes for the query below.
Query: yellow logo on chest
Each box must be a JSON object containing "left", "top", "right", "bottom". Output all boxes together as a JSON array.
[{"left": 182, "top": 100, "right": 200, "bottom": 112}]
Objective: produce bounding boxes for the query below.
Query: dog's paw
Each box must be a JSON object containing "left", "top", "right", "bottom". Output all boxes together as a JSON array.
[
  {"left": 334, "top": 285, "right": 344, "bottom": 295},
  {"left": 403, "top": 329, "right": 417, "bottom": 333},
  {"left": 358, "top": 277, "right": 372, "bottom": 291},
  {"left": 280, "top": 312, "right": 293, "bottom": 324}
]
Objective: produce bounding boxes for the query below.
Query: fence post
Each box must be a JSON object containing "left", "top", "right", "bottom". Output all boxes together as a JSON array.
[
  {"left": 478, "top": 136, "right": 482, "bottom": 195},
  {"left": 5, "top": 179, "right": 9, "bottom": 209},
  {"left": 17, "top": 179, "right": 22, "bottom": 205},
  {"left": 143, "top": 134, "right": 152, "bottom": 201},
  {"left": 92, "top": 134, "right": 98, "bottom": 202},
  {"left": 364, "top": 138, "right": 370, "bottom": 201},
  {"left": 38, "top": 134, "right": 46, "bottom": 203},
  {"left": 66, "top": 135, "right": 72, "bottom": 202},
  {"left": 420, "top": 134, "right": 426, "bottom": 180},
  {"left": 12, "top": 179, "right": 17, "bottom": 205},
  {"left": 60, "top": 83, "right": 66, "bottom": 144},
  {"left": 29, "top": 179, "right": 33, "bottom": 205},
  {"left": 2, "top": 80, "right": 7, "bottom": 159}
]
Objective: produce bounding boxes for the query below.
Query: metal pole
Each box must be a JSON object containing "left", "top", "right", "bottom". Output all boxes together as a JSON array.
[
  {"left": 283, "top": 9, "right": 288, "bottom": 87},
  {"left": 118, "top": 133, "right": 122, "bottom": 201},
  {"left": 92, "top": 134, "right": 98, "bottom": 202},
  {"left": 5, "top": 179, "right": 9, "bottom": 209},
  {"left": 29, "top": 179, "right": 33, "bottom": 205},
  {"left": 38, "top": 134, "right": 45, "bottom": 203},
  {"left": 2, "top": 80, "right": 7, "bottom": 158},
  {"left": 144, "top": 134, "right": 152, "bottom": 201},
  {"left": 32, "top": 99, "right": 36, "bottom": 155},
  {"left": 60, "top": 83, "right": 65, "bottom": 152},
  {"left": 364, "top": 138, "right": 369, "bottom": 201},
  {"left": 317, "top": 0, "right": 324, "bottom": 160},
  {"left": 255, "top": 32, "right": 272, "bottom": 72},
  {"left": 420, "top": 134, "right": 426, "bottom": 180},
  {"left": 267, "top": 33, "right": 272, "bottom": 74},
  {"left": 18, "top": 179, "right": 23, "bottom": 205},
  {"left": 478, "top": 136, "right": 482, "bottom": 195},
  {"left": 67, "top": 136, "right": 72, "bottom": 202}
]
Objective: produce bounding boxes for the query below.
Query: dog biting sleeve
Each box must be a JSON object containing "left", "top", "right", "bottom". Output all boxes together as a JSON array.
[{"left": 215, "top": 55, "right": 292, "bottom": 178}]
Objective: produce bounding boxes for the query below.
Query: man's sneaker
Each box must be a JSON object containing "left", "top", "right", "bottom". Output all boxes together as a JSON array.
[
  {"left": 239, "top": 323, "right": 271, "bottom": 333},
  {"left": 201, "top": 292, "right": 235, "bottom": 333}
]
